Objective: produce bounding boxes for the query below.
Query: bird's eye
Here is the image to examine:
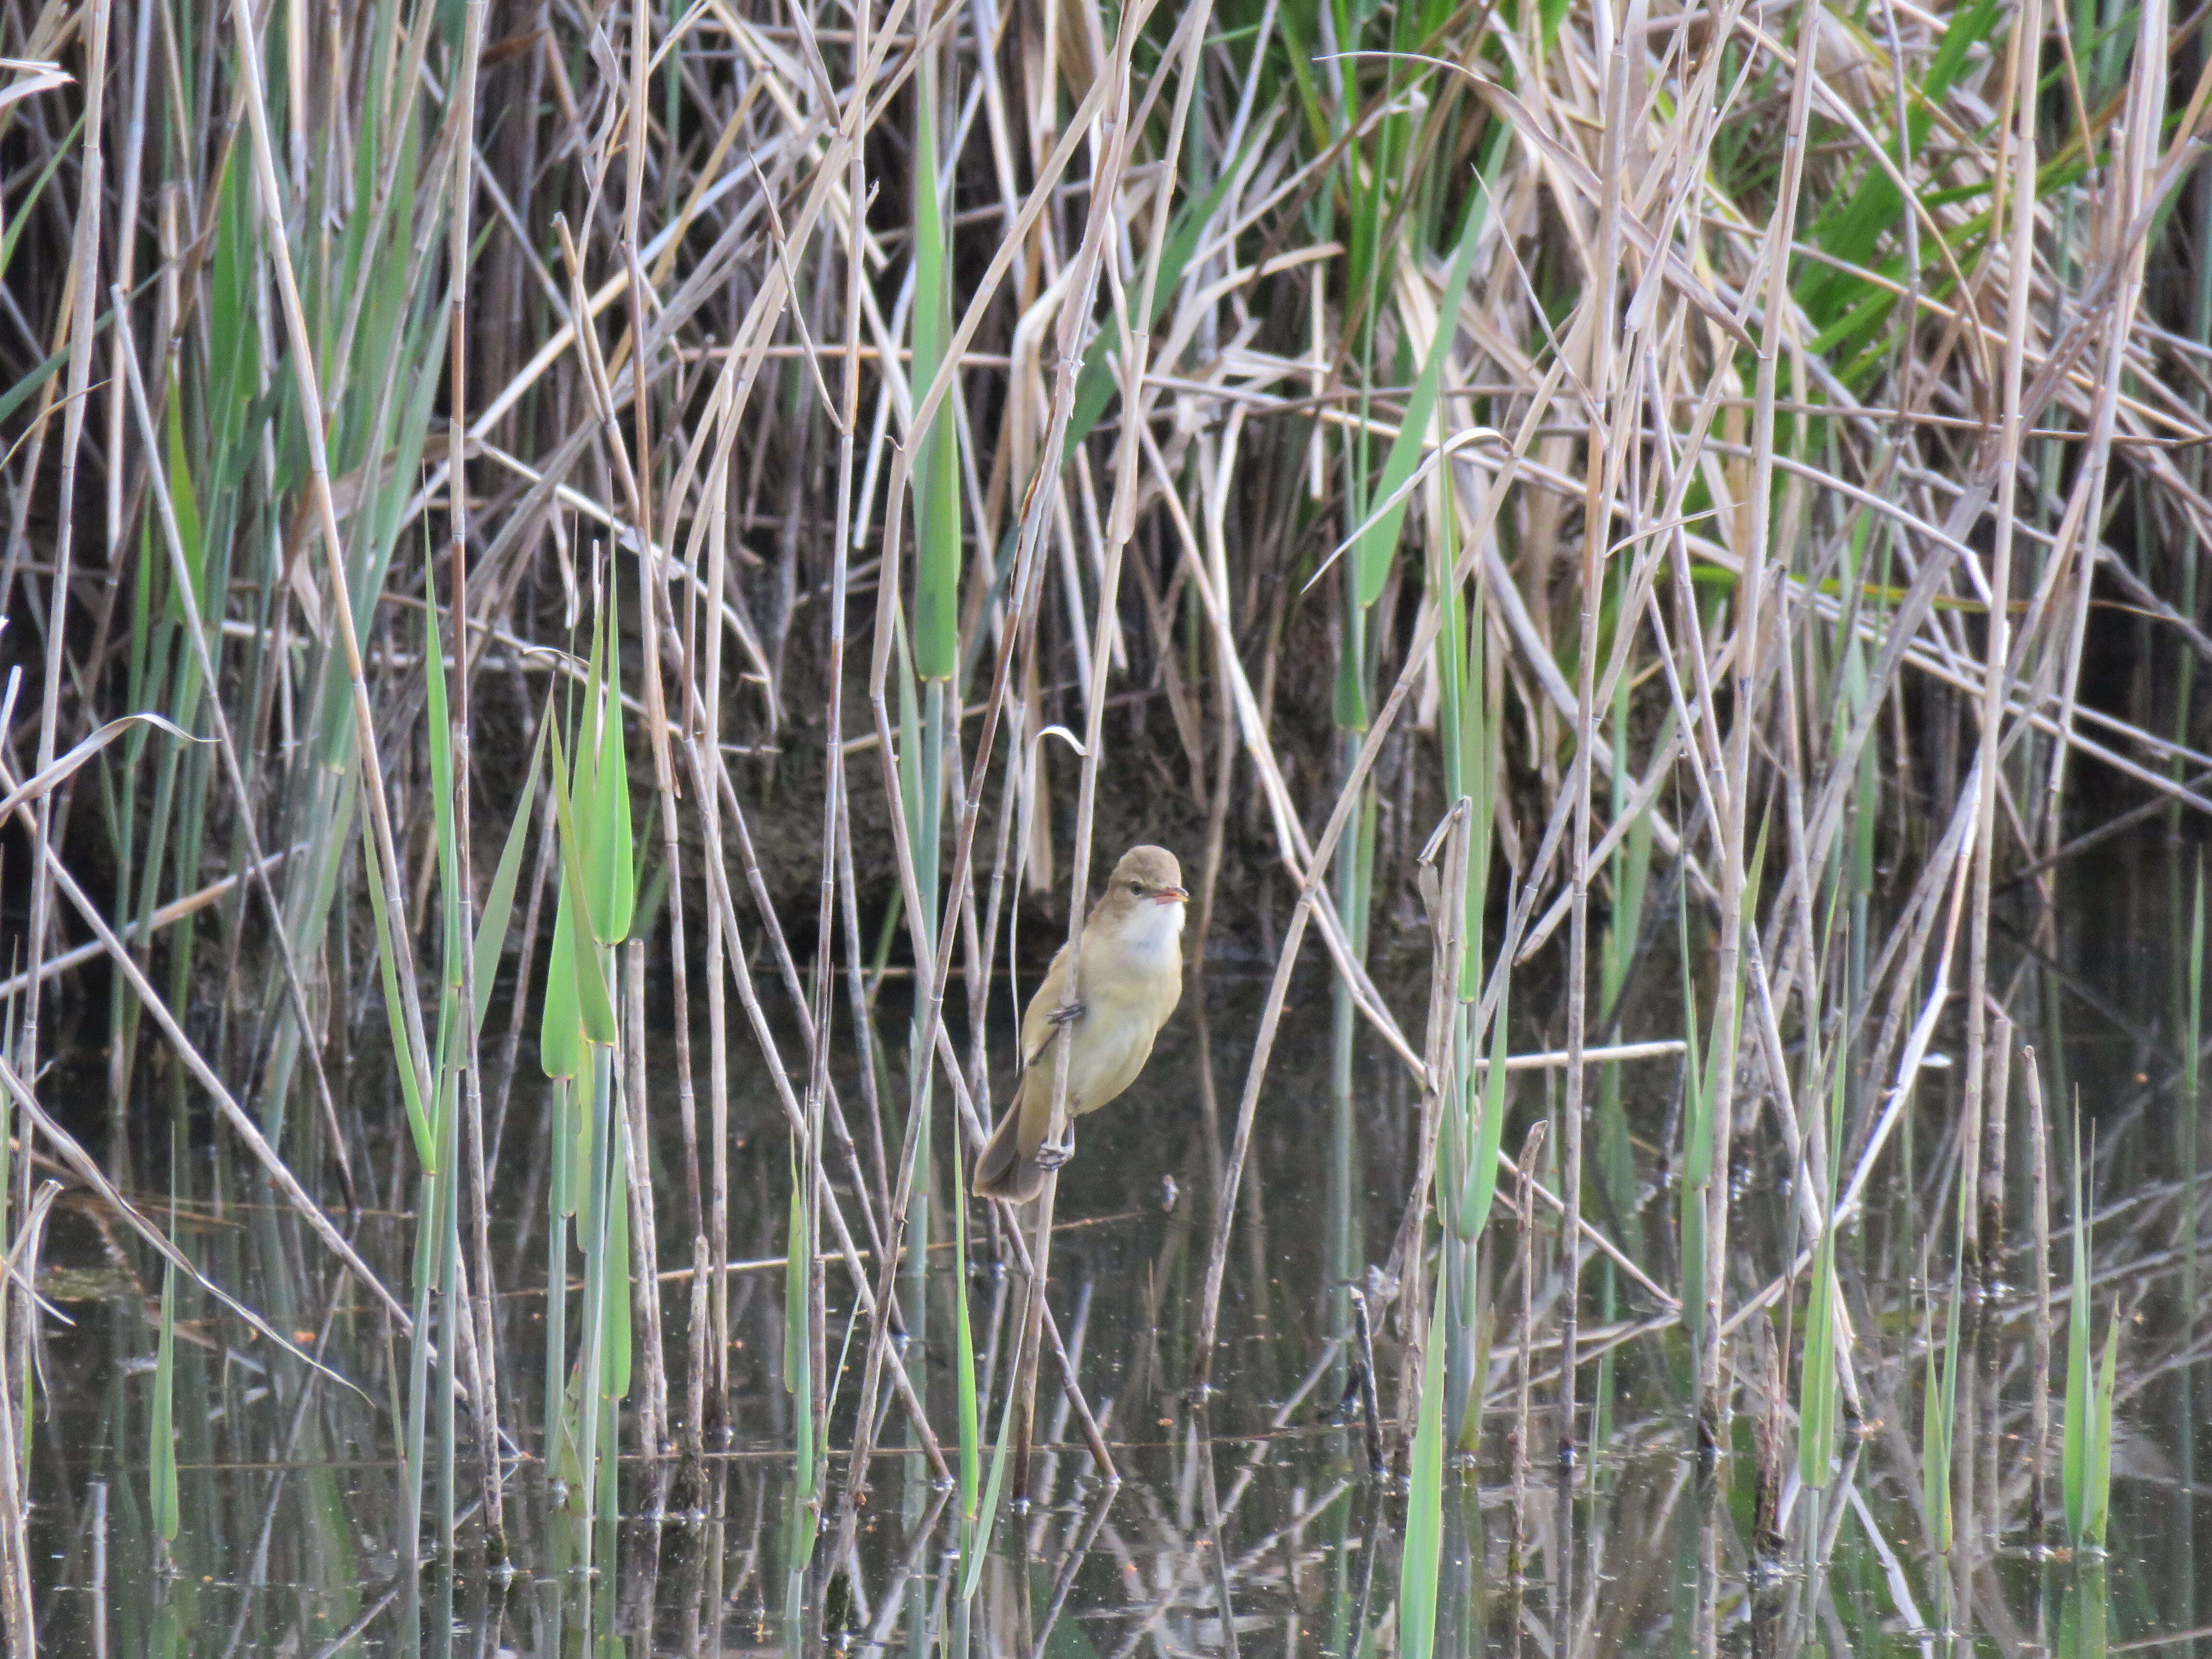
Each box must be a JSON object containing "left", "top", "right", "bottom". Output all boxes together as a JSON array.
[{"left": 1129, "top": 880, "right": 1145, "bottom": 895}]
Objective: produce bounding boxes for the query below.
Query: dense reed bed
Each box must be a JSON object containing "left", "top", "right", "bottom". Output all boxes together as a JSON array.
[{"left": 5, "top": 0, "right": 2212, "bottom": 1647}]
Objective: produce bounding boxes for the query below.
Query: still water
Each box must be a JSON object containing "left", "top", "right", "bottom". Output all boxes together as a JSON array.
[{"left": 18, "top": 855, "right": 2212, "bottom": 1655}]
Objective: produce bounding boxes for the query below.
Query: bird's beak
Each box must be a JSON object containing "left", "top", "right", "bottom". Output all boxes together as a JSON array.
[{"left": 1154, "top": 885, "right": 1190, "bottom": 904}]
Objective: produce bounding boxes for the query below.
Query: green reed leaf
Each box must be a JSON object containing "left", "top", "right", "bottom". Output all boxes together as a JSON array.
[
  {"left": 548, "top": 716, "right": 617, "bottom": 1046},
  {"left": 1397, "top": 1268, "right": 1448, "bottom": 1659},
  {"left": 360, "top": 795, "right": 434, "bottom": 1168},
  {"left": 473, "top": 717, "right": 547, "bottom": 1040},
  {"left": 150, "top": 1263, "right": 179, "bottom": 1544}
]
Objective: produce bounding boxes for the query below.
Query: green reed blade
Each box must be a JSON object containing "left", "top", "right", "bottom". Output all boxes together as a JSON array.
[
  {"left": 162, "top": 384, "right": 205, "bottom": 608},
  {"left": 954, "top": 1149, "right": 980, "bottom": 1533},
  {"left": 424, "top": 603, "right": 462, "bottom": 978},
  {"left": 2059, "top": 1556, "right": 2111, "bottom": 1659},
  {"left": 910, "top": 43, "right": 962, "bottom": 685},
  {"left": 1800, "top": 1056, "right": 1848, "bottom": 1486},
  {"left": 359, "top": 792, "right": 434, "bottom": 1168},
  {"left": 421, "top": 602, "right": 463, "bottom": 1300},
  {"left": 546, "top": 1076, "right": 574, "bottom": 1485},
  {"left": 0, "top": 344, "right": 69, "bottom": 431},
  {"left": 580, "top": 599, "right": 636, "bottom": 945},
  {"left": 402, "top": 1161, "right": 440, "bottom": 1551},
  {"left": 565, "top": 1010, "right": 594, "bottom": 1226},
  {"left": 606, "top": 1129, "right": 633, "bottom": 1405},
  {"left": 1397, "top": 1268, "right": 1449, "bottom": 1659},
  {"left": 1679, "top": 879, "right": 1710, "bottom": 1189},
  {"left": 1680, "top": 1201, "right": 1708, "bottom": 1365},
  {"left": 541, "top": 879, "right": 585, "bottom": 1085},
  {"left": 1348, "top": 139, "right": 1495, "bottom": 615},
  {"left": 784, "top": 1160, "right": 814, "bottom": 1500},
  {"left": 2089, "top": 1306, "right": 2118, "bottom": 1545},
  {"left": 473, "top": 718, "right": 548, "bottom": 1040},
  {"left": 1799, "top": 1243, "right": 1839, "bottom": 1486},
  {"left": 150, "top": 1263, "right": 178, "bottom": 1544},
  {"left": 547, "top": 717, "right": 617, "bottom": 1046},
  {"left": 1063, "top": 147, "right": 1251, "bottom": 459},
  {"left": 572, "top": 1043, "right": 618, "bottom": 1523},
  {"left": 1795, "top": 0, "right": 2004, "bottom": 325},
  {"left": 1923, "top": 1234, "right": 1963, "bottom": 1551},
  {"left": 0, "top": 109, "right": 81, "bottom": 286},
  {"left": 1921, "top": 1313, "right": 1950, "bottom": 1551},
  {"left": 2065, "top": 1116, "right": 2094, "bottom": 1541},
  {"left": 1459, "top": 988, "right": 1511, "bottom": 1243},
  {"left": 960, "top": 1375, "right": 1018, "bottom": 1602}
]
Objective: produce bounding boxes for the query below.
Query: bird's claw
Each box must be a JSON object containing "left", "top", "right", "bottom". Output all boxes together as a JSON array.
[
  {"left": 1047, "top": 1000, "right": 1086, "bottom": 1028},
  {"left": 1034, "top": 1141, "right": 1074, "bottom": 1171}
]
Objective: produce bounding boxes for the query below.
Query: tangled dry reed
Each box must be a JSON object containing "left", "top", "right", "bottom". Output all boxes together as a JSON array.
[{"left": 2, "top": 0, "right": 2210, "bottom": 1643}]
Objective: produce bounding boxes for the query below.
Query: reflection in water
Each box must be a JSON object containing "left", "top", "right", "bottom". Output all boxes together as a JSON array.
[{"left": 22, "top": 891, "right": 2212, "bottom": 1654}]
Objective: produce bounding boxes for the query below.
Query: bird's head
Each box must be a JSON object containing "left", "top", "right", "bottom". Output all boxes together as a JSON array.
[{"left": 1096, "top": 844, "right": 1189, "bottom": 933}]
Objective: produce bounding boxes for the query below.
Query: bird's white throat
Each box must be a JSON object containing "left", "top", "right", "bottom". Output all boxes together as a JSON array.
[{"left": 1117, "top": 896, "right": 1186, "bottom": 965}]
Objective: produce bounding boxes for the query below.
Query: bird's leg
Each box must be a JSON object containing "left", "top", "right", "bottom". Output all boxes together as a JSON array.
[
  {"left": 1034, "top": 1122, "right": 1077, "bottom": 1171},
  {"left": 1034, "top": 1001, "right": 1083, "bottom": 1169}
]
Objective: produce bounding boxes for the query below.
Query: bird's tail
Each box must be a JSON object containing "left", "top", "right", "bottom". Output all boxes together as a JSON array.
[{"left": 973, "top": 1095, "right": 1045, "bottom": 1202}]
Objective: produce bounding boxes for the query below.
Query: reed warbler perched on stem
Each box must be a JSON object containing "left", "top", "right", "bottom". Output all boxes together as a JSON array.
[{"left": 973, "top": 846, "right": 1188, "bottom": 1202}]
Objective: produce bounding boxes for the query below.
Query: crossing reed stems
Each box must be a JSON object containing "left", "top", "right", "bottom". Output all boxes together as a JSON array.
[{"left": 8, "top": 0, "right": 2212, "bottom": 1636}]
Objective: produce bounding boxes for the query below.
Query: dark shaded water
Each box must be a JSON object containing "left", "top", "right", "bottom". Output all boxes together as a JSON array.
[{"left": 19, "top": 849, "right": 2212, "bottom": 1656}]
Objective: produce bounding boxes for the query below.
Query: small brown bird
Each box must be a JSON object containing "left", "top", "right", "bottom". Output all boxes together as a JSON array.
[{"left": 974, "top": 845, "right": 1189, "bottom": 1202}]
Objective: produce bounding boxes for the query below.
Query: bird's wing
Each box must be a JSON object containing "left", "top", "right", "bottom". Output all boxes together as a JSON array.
[{"left": 1016, "top": 941, "right": 1075, "bottom": 1075}]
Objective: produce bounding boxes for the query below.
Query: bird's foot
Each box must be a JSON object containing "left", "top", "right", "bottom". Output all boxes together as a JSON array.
[
  {"left": 1034, "top": 1138, "right": 1075, "bottom": 1171},
  {"left": 1047, "top": 999, "right": 1086, "bottom": 1028}
]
